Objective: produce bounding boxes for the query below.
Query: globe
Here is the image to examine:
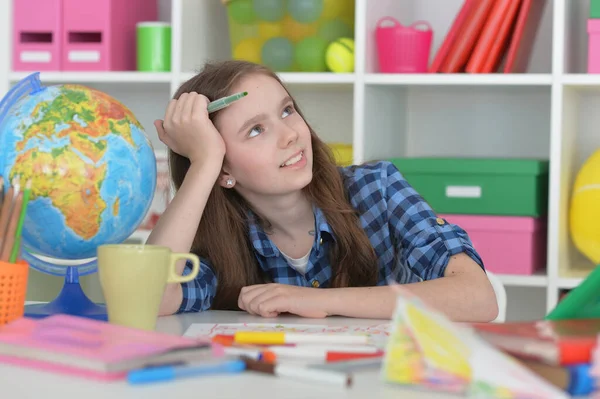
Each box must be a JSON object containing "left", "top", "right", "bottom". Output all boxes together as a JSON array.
[{"left": 0, "top": 73, "right": 157, "bottom": 320}]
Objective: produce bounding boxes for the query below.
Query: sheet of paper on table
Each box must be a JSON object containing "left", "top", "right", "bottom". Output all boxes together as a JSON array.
[{"left": 184, "top": 322, "right": 392, "bottom": 348}]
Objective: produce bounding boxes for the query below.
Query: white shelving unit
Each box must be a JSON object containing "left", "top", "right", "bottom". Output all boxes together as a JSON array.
[{"left": 1, "top": 0, "right": 598, "bottom": 320}]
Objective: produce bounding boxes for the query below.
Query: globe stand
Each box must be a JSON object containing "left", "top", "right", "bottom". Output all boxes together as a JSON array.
[{"left": 24, "top": 266, "right": 107, "bottom": 321}]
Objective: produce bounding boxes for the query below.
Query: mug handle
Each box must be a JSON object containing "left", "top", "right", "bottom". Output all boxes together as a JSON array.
[{"left": 167, "top": 253, "right": 200, "bottom": 283}]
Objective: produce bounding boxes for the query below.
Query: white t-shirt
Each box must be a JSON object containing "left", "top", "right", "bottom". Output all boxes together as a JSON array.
[{"left": 280, "top": 249, "right": 311, "bottom": 275}]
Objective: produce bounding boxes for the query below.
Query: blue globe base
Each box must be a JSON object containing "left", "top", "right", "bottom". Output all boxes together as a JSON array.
[{"left": 24, "top": 266, "right": 107, "bottom": 321}]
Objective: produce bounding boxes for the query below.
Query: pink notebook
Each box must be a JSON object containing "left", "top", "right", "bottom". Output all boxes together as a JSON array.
[{"left": 0, "top": 315, "right": 213, "bottom": 380}]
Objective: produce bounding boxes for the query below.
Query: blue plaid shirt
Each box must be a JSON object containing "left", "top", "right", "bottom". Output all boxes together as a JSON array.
[{"left": 177, "top": 161, "right": 484, "bottom": 313}]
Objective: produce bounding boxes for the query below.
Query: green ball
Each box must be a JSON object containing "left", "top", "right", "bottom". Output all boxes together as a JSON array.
[
  {"left": 288, "top": 0, "right": 324, "bottom": 24},
  {"left": 294, "top": 35, "right": 328, "bottom": 72},
  {"left": 261, "top": 37, "right": 294, "bottom": 71},
  {"left": 317, "top": 18, "right": 352, "bottom": 43},
  {"left": 253, "top": 0, "right": 286, "bottom": 22},
  {"left": 229, "top": 0, "right": 257, "bottom": 24}
]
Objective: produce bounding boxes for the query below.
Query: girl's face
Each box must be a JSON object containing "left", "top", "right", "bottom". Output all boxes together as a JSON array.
[{"left": 214, "top": 73, "right": 313, "bottom": 200}]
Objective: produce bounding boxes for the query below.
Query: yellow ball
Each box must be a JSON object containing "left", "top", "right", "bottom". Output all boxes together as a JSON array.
[
  {"left": 340, "top": 0, "right": 355, "bottom": 27},
  {"left": 258, "top": 21, "right": 283, "bottom": 40},
  {"left": 322, "top": 0, "right": 345, "bottom": 19},
  {"left": 325, "top": 37, "right": 354, "bottom": 73},
  {"left": 232, "top": 37, "right": 264, "bottom": 64},
  {"left": 282, "top": 15, "right": 318, "bottom": 43},
  {"left": 570, "top": 149, "right": 600, "bottom": 264}
]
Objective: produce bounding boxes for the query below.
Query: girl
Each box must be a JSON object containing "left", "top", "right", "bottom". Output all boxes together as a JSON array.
[{"left": 147, "top": 60, "right": 498, "bottom": 322}]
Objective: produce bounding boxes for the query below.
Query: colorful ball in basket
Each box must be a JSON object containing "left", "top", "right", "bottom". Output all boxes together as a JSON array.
[
  {"left": 283, "top": 14, "right": 318, "bottom": 42},
  {"left": 229, "top": 0, "right": 258, "bottom": 24},
  {"left": 569, "top": 149, "right": 600, "bottom": 264},
  {"left": 318, "top": 18, "right": 353, "bottom": 43},
  {"left": 253, "top": 0, "right": 286, "bottom": 22},
  {"left": 259, "top": 21, "right": 284, "bottom": 40},
  {"left": 233, "top": 37, "right": 264, "bottom": 64},
  {"left": 288, "top": 0, "right": 324, "bottom": 24},
  {"left": 295, "top": 35, "right": 328, "bottom": 71},
  {"left": 375, "top": 17, "right": 433, "bottom": 73},
  {"left": 262, "top": 37, "right": 294, "bottom": 71},
  {"left": 321, "top": 0, "right": 345, "bottom": 19},
  {"left": 326, "top": 37, "right": 354, "bottom": 73}
]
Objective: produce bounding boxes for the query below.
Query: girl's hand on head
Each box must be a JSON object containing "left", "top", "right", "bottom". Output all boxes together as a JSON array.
[
  {"left": 155, "top": 92, "right": 226, "bottom": 168},
  {"left": 238, "top": 284, "right": 329, "bottom": 318}
]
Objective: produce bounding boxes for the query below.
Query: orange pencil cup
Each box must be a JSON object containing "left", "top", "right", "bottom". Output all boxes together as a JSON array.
[{"left": 0, "top": 260, "right": 29, "bottom": 325}]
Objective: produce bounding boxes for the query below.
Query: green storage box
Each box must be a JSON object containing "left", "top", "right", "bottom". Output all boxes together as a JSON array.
[
  {"left": 592, "top": 0, "right": 600, "bottom": 18},
  {"left": 389, "top": 157, "right": 549, "bottom": 217}
]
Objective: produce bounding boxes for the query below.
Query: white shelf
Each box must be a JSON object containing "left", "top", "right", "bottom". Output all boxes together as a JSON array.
[
  {"left": 556, "top": 278, "right": 584, "bottom": 289},
  {"left": 2, "top": 0, "right": 597, "bottom": 322},
  {"left": 364, "top": 73, "right": 553, "bottom": 86},
  {"left": 562, "top": 73, "right": 600, "bottom": 88},
  {"left": 9, "top": 71, "right": 173, "bottom": 84},
  {"left": 497, "top": 274, "right": 549, "bottom": 288},
  {"left": 179, "top": 72, "right": 356, "bottom": 86}
]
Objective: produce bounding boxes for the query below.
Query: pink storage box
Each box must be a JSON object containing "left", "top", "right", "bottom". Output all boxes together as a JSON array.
[
  {"left": 61, "top": 0, "right": 157, "bottom": 71},
  {"left": 438, "top": 214, "right": 547, "bottom": 275},
  {"left": 12, "top": 0, "right": 63, "bottom": 71},
  {"left": 588, "top": 19, "right": 600, "bottom": 73}
]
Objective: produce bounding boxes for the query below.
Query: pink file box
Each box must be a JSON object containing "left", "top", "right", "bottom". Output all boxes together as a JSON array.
[
  {"left": 12, "top": 0, "right": 63, "bottom": 71},
  {"left": 438, "top": 214, "right": 547, "bottom": 275},
  {"left": 589, "top": 19, "right": 600, "bottom": 73},
  {"left": 61, "top": 0, "right": 157, "bottom": 71}
]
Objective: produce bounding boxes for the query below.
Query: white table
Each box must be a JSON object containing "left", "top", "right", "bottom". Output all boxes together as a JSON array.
[{"left": 0, "top": 311, "right": 468, "bottom": 399}]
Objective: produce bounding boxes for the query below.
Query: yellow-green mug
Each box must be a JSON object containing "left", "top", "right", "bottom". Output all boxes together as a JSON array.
[{"left": 97, "top": 244, "right": 200, "bottom": 331}]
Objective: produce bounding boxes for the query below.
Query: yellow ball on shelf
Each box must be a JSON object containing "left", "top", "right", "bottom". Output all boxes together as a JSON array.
[
  {"left": 325, "top": 37, "right": 354, "bottom": 73},
  {"left": 232, "top": 37, "right": 264, "bottom": 64},
  {"left": 258, "top": 21, "right": 283, "bottom": 40},
  {"left": 321, "top": 0, "right": 346, "bottom": 19},
  {"left": 570, "top": 148, "right": 600, "bottom": 264},
  {"left": 283, "top": 15, "right": 319, "bottom": 43}
]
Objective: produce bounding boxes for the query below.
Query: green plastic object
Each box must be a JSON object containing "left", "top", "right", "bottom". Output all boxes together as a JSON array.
[
  {"left": 136, "top": 22, "right": 171, "bottom": 72},
  {"left": 591, "top": 0, "right": 600, "bottom": 18},
  {"left": 546, "top": 265, "right": 600, "bottom": 320},
  {"left": 389, "top": 157, "right": 549, "bottom": 217}
]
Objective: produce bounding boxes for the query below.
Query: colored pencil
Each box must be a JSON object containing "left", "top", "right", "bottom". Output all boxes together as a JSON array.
[
  {"left": 0, "top": 184, "right": 14, "bottom": 259},
  {"left": 0, "top": 177, "right": 30, "bottom": 263},
  {"left": 9, "top": 180, "right": 31, "bottom": 263},
  {"left": 0, "top": 190, "right": 23, "bottom": 262}
]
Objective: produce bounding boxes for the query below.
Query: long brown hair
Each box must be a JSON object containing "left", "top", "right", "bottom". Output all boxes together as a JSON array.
[{"left": 169, "top": 60, "right": 378, "bottom": 310}]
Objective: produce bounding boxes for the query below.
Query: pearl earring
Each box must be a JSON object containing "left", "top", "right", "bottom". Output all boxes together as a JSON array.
[{"left": 226, "top": 178, "right": 234, "bottom": 187}]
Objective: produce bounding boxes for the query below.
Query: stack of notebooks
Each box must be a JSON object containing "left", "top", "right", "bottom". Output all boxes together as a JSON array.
[
  {"left": 0, "top": 314, "right": 214, "bottom": 380},
  {"left": 429, "top": 0, "right": 547, "bottom": 73},
  {"left": 472, "top": 319, "right": 600, "bottom": 397}
]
